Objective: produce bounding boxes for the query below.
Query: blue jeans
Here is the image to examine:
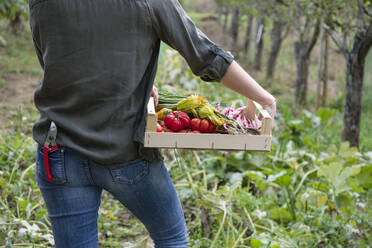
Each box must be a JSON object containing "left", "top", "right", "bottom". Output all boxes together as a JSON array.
[{"left": 35, "top": 145, "right": 188, "bottom": 248}]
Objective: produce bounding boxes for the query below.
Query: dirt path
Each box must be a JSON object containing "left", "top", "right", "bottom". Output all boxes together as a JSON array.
[
  {"left": 0, "top": 73, "right": 39, "bottom": 129},
  {"left": 194, "top": 0, "right": 233, "bottom": 50}
]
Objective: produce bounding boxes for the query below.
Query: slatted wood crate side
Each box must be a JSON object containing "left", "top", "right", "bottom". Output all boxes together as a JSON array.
[{"left": 144, "top": 97, "right": 273, "bottom": 152}]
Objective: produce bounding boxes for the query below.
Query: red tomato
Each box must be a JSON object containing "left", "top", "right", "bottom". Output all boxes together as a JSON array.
[
  {"left": 199, "top": 120, "right": 213, "bottom": 133},
  {"left": 191, "top": 118, "right": 201, "bottom": 131},
  {"left": 199, "top": 119, "right": 210, "bottom": 133},
  {"left": 164, "top": 111, "right": 190, "bottom": 131},
  {"left": 207, "top": 120, "right": 215, "bottom": 133},
  {"left": 208, "top": 122, "right": 215, "bottom": 133},
  {"left": 156, "top": 123, "right": 163, "bottom": 132},
  {"left": 161, "top": 126, "right": 173, "bottom": 133},
  {"left": 190, "top": 130, "right": 200, "bottom": 134},
  {"left": 174, "top": 111, "right": 191, "bottom": 129},
  {"left": 191, "top": 118, "right": 215, "bottom": 133},
  {"left": 178, "top": 129, "right": 188, "bottom": 133}
]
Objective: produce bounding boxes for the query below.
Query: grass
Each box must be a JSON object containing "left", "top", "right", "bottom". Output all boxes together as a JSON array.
[{"left": 0, "top": 21, "right": 43, "bottom": 77}]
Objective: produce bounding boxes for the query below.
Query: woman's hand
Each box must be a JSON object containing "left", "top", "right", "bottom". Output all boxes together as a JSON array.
[
  {"left": 151, "top": 86, "right": 158, "bottom": 106},
  {"left": 262, "top": 101, "right": 276, "bottom": 127},
  {"left": 220, "top": 61, "right": 276, "bottom": 126},
  {"left": 244, "top": 98, "right": 276, "bottom": 127},
  {"left": 244, "top": 99, "right": 256, "bottom": 120}
]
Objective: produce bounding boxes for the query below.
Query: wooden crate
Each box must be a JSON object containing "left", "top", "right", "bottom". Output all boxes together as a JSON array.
[{"left": 144, "top": 97, "right": 272, "bottom": 152}]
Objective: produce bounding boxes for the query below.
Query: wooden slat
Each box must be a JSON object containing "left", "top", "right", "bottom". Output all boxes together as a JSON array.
[
  {"left": 146, "top": 97, "right": 157, "bottom": 132},
  {"left": 144, "top": 133, "right": 271, "bottom": 152},
  {"left": 253, "top": 101, "right": 272, "bottom": 135},
  {"left": 145, "top": 133, "right": 271, "bottom": 151},
  {"left": 253, "top": 101, "right": 271, "bottom": 119},
  {"left": 147, "top": 96, "right": 155, "bottom": 115},
  {"left": 144, "top": 97, "right": 273, "bottom": 151}
]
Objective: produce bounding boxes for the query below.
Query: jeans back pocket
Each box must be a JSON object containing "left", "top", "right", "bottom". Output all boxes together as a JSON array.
[
  {"left": 36, "top": 146, "right": 67, "bottom": 184},
  {"left": 109, "top": 160, "right": 149, "bottom": 184}
]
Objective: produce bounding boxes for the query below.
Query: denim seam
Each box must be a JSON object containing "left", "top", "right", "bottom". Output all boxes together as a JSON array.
[
  {"left": 149, "top": 214, "right": 187, "bottom": 236},
  {"left": 83, "top": 161, "right": 95, "bottom": 185},
  {"left": 48, "top": 206, "right": 100, "bottom": 218},
  {"left": 60, "top": 148, "right": 67, "bottom": 184},
  {"left": 109, "top": 161, "right": 149, "bottom": 184}
]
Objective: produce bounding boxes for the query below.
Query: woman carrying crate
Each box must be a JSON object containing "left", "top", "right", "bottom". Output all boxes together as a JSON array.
[{"left": 29, "top": 0, "right": 276, "bottom": 247}]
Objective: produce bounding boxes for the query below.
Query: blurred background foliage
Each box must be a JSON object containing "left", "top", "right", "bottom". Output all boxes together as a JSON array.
[{"left": 0, "top": 0, "right": 371, "bottom": 247}]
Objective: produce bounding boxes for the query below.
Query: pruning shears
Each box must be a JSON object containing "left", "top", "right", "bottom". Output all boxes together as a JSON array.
[{"left": 43, "top": 121, "right": 59, "bottom": 182}]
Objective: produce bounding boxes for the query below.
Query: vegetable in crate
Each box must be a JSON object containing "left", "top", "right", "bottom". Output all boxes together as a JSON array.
[
  {"left": 177, "top": 95, "right": 208, "bottom": 117},
  {"left": 156, "top": 123, "right": 163, "bottom": 133},
  {"left": 190, "top": 118, "right": 215, "bottom": 133},
  {"left": 197, "top": 104, "right": 225, "bottom": 126},
  {"left": 164, "top": 111, "right": 191, "bottom": 131},
  {"left": 220, "top": 103, "right": 261, "bottom": 130},
  {"left": 156, "top": 108, "right": 172, "bottom": 120},
  {"left": 156, "top": 91, "right": 260, "bottom": 135},
  {"left": 176, "top": 95, "right": 225, "bottom": 126},
  {"left": 217, "top": 103, "right": 261, "bottom": 135},
  {"left": 156, "top": 92, "right": 186, "bottom": 111}
]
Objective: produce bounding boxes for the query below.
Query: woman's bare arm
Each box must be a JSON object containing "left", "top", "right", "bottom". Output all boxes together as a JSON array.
[
  {"left": 221, "top": 61, "right": 276, "bottom": 120},
  {"left": 221, "top": 61, "right": 275, "bottom": 105}
]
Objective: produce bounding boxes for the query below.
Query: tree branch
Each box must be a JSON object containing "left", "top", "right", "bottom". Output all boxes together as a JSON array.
[
  {"left": 359, "top": 0, "right": 372, "bottom": 18},
  {"left": 280, "top": 24, "right": 290, "bottom": 41},
  {"left": 276, "top": 0, "right": 289, "bottom": 7},
  {"left": 303, "top": 15, "right": 312, "bottom": 40},
  {"left": 357, "top": 0, "right": 368, "bottom": 31},
  {"left": 357, "top": 20, "right": 372, "bottom": 64},
  {"left": 323, "top": 24, "right": 349, "bottom": 59},
  {"left": 305, "top": 18, "right": 321, "bottom": 57}
]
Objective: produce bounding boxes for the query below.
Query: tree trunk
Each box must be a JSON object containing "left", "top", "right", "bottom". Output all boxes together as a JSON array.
[
  {"left": 342, "top": 19, "right": 372, "bottom": 147},
  {"left": 230, "top": 8, "right": 240, "bottom": 47},
  {"left": 10, "top": 14, "right": 24, "bottom": 35},
  {"left": 342, "top": 56, "right": 364, "bottom": 147},
  {"left": 244, "top": 15, "right": 253, "bottom": 59},
  {"left": 321, "top": 33, "right": 329, "bottom": 107},
  {"left": 316, "top": 33, "right": 323, "bottom": 110},
  {"left": 326, "top": 3, "right": 372, "bottom": 147},
  {"left": 294, "top": 43, "right": 310, "bottom": 105},
  {"left": 218, "top": 9, "right": 222, "bottom": 24},
  {"left": 321, "top": 34, "right": 329, "bottom": 108},
  {"left": 223, "top": 10, "right": 230, "bottom": 32},
  {"left": 267, "top": 21, "right": 284, "bottom": 79},
  {"left": 254, "top": 18, "right": 265, "bottom": 71},
  {"left": 342, "top": 25, "right": 372, "bottom": 147},
  {"left": 293, "top": 19, "right": 320, "bottom": 105},
  {"left": 316, "top": 24, "right": 329, "bottom": 109}
]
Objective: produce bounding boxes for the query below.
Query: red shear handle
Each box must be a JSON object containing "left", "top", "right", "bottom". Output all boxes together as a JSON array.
[{"left": 43, "top": 145, "right": 59, "bottom": 182}]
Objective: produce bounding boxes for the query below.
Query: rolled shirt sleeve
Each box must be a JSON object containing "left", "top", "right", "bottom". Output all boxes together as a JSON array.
[{"left": 147, "top": 0, "right": 234, "bottom": 82}]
